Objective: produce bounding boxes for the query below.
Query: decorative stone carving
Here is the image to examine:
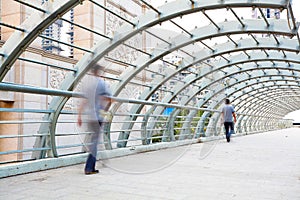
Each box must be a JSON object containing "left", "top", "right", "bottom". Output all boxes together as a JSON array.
[
  {"left": 106, "top": 3, "right": 142, "bottom": 65},
  {"left": 49, "top": 68, "right": 73, "bottom": 110}
]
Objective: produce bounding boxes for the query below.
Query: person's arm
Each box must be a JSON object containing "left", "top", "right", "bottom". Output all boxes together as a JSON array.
[
  {"left": 99, "top": 95, "right": 114, "bottom": 111},
  {"left": 221, "top": 107, "right": 224, "bottom": 123},
  {"left": 77, "top": 98, "right": 87, "bottom": 127},
  {"left": 232, "top": 112, "right": 237, "bottom": 123}
]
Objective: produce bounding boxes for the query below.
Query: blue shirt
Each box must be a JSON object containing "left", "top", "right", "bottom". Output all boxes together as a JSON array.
[
  {"left": 222, "top": 104, "right": 235, "bottom": 122},
  {"left": 83, "top": 76, "right": 112, "bottom": 122}
]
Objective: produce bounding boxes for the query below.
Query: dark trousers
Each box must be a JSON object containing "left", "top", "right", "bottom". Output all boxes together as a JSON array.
[
  {"left": 224, "top": 122, "right": 234, "bottom": 139},
  {"left": 85, "top": 121, "right": 102, "bottom": 172}
]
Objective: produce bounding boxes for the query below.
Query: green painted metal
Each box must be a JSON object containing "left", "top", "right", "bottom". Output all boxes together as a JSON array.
[
  {"left": 0, "top": 0, "right": 297, "bottom": 168},
  {"left": 0, "top": 0, "right": 83, "bottom": 81},
  {"left": 34, "top": 1, "right": 290, "bottom": 151}
]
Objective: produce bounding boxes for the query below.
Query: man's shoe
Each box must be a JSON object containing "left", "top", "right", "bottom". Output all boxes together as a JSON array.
[
  {"left": 226, "top": 137, "right": 230, "bottom": 143},
  {"left": 85, "top": 170, "right": 99, "bottom": 175}
]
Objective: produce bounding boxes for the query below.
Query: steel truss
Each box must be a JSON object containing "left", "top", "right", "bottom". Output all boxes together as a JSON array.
[{"left": 0, "top": 0, "right": 299, "bottom": 160}]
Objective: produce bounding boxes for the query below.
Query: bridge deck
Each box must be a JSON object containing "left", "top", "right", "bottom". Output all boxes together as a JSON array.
[{"left": 1, "top": 129, "right": 300, "bottom": 200}]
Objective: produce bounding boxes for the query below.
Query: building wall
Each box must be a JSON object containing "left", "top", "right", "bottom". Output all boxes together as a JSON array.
[
  {"left": 0, "top": 101, "right": 19, "bottom": 162},
  {"left": 0, "top": 0, "right": 146, "bottom": 162}
]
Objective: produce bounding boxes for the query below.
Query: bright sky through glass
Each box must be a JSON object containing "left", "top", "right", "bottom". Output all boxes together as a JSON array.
[{"left": 150, "top": 0, "right": 300, "bottom": 121}]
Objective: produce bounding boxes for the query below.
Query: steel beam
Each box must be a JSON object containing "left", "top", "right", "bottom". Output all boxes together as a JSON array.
[{"left": 0, "top": 0, "right": 82, "bottom": 81}]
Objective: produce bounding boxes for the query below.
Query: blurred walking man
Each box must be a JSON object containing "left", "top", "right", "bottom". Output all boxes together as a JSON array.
[{"left": 78, "top": 64, "right": 113, "bottom": 175}]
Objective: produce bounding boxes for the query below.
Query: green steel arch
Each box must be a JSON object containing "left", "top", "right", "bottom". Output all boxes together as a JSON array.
[
  {"left": 0, "top": 0, "right": 83, "bottom": 81},
  {"left": 0, "top": 0, "right": 299, "bottom": 162},
  {"left": 32, "top": 0, "right": 297, "bottom": 152},
  {"left": 146, "top": 52, "right": 300, "bottom": 140},
  {"left": 115, "top": 33, "right": 300, "bottom": 147}
]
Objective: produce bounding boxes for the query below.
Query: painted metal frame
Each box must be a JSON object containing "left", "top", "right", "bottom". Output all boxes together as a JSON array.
[{"left": 0, "top": 0, "right": 298, "bottom": 159}]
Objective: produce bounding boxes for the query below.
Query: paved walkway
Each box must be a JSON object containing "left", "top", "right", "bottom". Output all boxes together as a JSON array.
[{"left": 1, "top": 128, "right": 300, "bottom": 200}]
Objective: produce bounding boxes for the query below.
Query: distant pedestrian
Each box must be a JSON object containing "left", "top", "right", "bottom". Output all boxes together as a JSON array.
[
  {"left": 221, "top": 99, "right": 237, "bottom": 142},
  {"left": 77, "top": 64, "right": 113, "bottom": 175}
]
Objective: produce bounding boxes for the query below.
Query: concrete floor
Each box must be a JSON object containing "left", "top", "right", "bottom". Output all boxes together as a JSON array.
[{"left": 1, "top": 128, "right": 300, "bottom": 200}]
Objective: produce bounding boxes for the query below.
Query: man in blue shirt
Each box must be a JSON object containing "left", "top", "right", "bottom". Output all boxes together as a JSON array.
[
  {"left": 78, "top": 64, "right": 113, "bottom": 175},
  {"left": 221, "top": 99, "right": 237, "bottom": 142}
]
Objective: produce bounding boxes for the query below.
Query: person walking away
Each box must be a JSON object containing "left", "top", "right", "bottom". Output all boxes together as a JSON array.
[{"left": 221, "top": 99, "right": 237, "bottom": 142}]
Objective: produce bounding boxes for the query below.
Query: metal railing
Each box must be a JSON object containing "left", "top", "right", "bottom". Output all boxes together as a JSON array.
[{"left": 0, "top": 95, "right": 293, "bottom": 165}]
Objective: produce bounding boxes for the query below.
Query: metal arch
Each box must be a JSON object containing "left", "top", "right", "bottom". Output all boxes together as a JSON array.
[
  {"left": 197, "top": 81, "right": 300, "bottom": 136},
  {"left": 231, "top": 85, "right": 300, "bottom": 100},
  {"left": 116, "top": 36, "right": 300, "bottom": 146},
  {"left": 174, "top": 51, "right": 300, "bottom": 105},
  {"left": 32, "top": 0, "right": 289, "bottom": 98},
  {"left": 234, "top": 90, "right": 300, "bottom": 115},
  {"left": 235, "top": 94, "right": 299, "bottom": 128},
  {"left": 145, "top": 74, "right": 199, "bottom": 142},
  {"left": 139, "top": 37, "right": 295, "bottom": 138},
  {"left": 114, "top": 34, "right": 300, "bottom": 130},
  {"left": 261, "top": 93, "right": 300, "bottom": 111},
  {"left": 33, "top": 0, "right": 289, "bottom": 150},
  {"left": 0, "top": 0, "right": 296, "bottom": 161},
  {"left": 154, "top": 55, "right": 300, "bottom": 125},
  {"left": 116, "top": 35, "right": 298, "bottom": 115},
  {"left": 176, "top": 57, "right": 300, "bottom": 134},
  {"left": 187, "top": 60, "right": 300, "bottom": 135},
  {"left": 232, "top": 85, "right": 300, "bottom": 114},
  {"left": 232, "top": 83, "right": 300, "bottom": 106},
  {"left": 117, "top": 35, "right": 300, "bottom": 114},
  {"left": 240, "top": 95, "right": 294, "bottom": 117},
  {"left": 170, "top": 69, "right": 300, "bottom": 137},
  {"left": 238, "top": 98, "right": 291, "bottom": 132},
  {"left": 235, "top": 89, "right": 300, "bottom": 118},
  {"left": 140, "top": 36, "right": 300, "bottom": 107},
  {"left": 202, "top": 78, "right": 300, "bottom": 117},
  {"left": 150, "top": 71, "right": 300, "bottom": 138},
  {"left": 243, "top": 97, "right": 295, "bottom": 132},
  {"left": 204, "top": 80, "right": 300, "bottom": 122},
  {"left": 112, "top": 18, "right": 296, "bottom": 96},
  {"left": 198, "top": 81, "right": 300, "bottom": 136},
  {"left": 134, "top": 57, "right": 297, "bottom": 141},
  {"left": 0, "top": 0, "right": 83, "bottom": 81},
  {"left": 209, "top": 89, "right": 300, "bottom": 134},
  {"left": 19, "top": 0, "right": 289, "bottom": 151}
]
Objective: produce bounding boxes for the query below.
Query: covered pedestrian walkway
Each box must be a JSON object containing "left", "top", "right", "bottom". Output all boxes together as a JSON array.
[{"left": 0, "top": 0, "right": 299, "bottom": 180}]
